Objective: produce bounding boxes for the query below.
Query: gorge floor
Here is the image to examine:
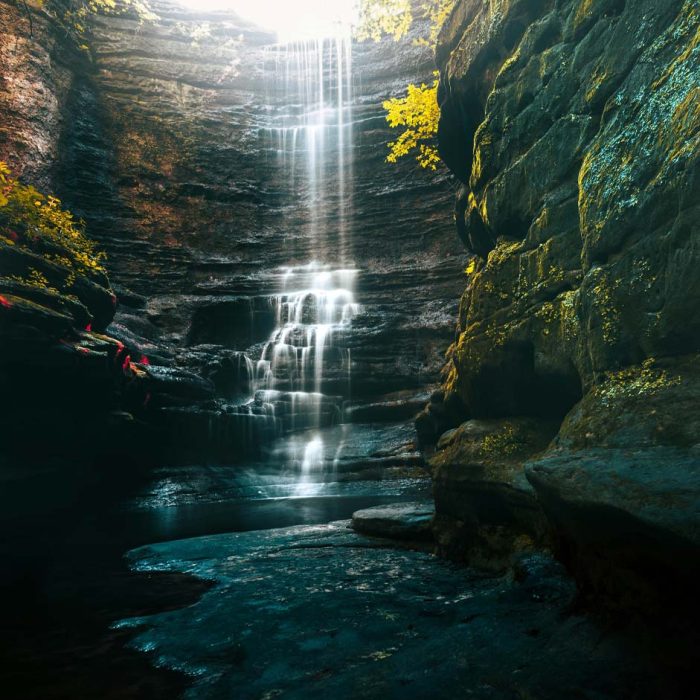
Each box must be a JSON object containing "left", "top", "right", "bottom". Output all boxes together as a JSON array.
[
  {"left": 1, "top": 422, "right": 691, "bottom": 700},
  {"left": 0, "top": 419, "right": 428, "bottom": 699}
]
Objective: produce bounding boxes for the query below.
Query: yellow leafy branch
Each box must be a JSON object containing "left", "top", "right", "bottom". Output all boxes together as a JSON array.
[
  {"left": 354, "top": 0, "right": 413, "bottom": 42},
  {"left": 382, "top": 72, "right": 441, "bottom": 170}
]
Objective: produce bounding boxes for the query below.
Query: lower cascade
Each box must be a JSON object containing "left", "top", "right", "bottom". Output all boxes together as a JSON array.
[{"left": 253, "top": 262, "right": 360, "bottom": 494}]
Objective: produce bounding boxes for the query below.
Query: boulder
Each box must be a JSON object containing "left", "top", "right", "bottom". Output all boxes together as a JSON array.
[
  {"left": 351, "top": 501, "right": 434, "bottom": 540},
  {"left": 430, "top": 418, "right": 557, "bottom": 566},
  {"left": 527, "top": 447, "right": 700, "bottom": 614},
  {"left": 524, "top": 355, "right": 700, "bottom": 612},
  {"left": 0, "top": 293, "right": 76, "bottom": 343}
]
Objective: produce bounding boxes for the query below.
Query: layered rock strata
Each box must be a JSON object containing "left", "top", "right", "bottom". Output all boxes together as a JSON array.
[{"left": 1, "top": 0, "right": 464, "bottom": 465}]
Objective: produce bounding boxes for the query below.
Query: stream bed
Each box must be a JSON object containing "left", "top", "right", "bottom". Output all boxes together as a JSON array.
[
  {"left": 0, "top": 421, "right": 689, "bottom": 699},
  {"left": 116, "top": 521, "right": 673, "bottom": 700}
]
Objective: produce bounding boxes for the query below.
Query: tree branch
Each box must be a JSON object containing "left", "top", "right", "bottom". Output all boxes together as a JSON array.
[{"left": 13, "top": 0, "right": 35, "bottom": 37}]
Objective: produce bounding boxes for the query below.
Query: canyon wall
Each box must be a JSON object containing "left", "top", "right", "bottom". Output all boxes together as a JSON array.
[
  {"left": 427, "top": 0, "right": 699, "bottom": 612},
  {"left": 0, "top": 0, "right": 464, "bottom": 462},
  {"left": 4, "top": 0, "right": 697, "bottom": 616}
]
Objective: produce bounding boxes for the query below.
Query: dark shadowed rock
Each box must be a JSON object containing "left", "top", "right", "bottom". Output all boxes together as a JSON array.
[
  {"left": 526, "top": 446, "right": 700, "bottom": 614},
  {"left": 430, "top": 417, "right": 556, "bottom": 566},
  {"left": 113, "top": 522, "right": 690, "bottom": 699},
  {"left": 186, "top": 297, "right": 276, "bottom": 349}
]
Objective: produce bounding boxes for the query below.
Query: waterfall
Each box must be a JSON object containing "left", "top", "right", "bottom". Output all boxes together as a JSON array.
[
  {"left": 257, "top": 27, "right": 357, "bottom": 493},
  {"left": 263, "top": 31, "right": 354, "bottom": 260},
  {"left": 254, "top": 262, "right": 359, "bottom": 418}
]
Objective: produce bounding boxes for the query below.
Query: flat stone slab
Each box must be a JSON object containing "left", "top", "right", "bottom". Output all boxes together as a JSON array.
[
  {"left": 116, "top": 522, "right": 677, "bottom": 699},
  {"left": 351, "top": 501, "right": 434, "bottom": 540}
]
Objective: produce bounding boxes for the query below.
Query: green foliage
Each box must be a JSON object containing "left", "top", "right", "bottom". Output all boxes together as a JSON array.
[
  {"left": 0, "top": 162, "right": 106, "bottom": 288},
  {"left": 382, "top": 73, "right": 441, "bottom": 169}
]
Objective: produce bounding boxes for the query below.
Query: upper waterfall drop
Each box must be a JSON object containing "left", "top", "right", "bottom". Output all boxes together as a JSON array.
[{"left": 263, "top": 29, "right": 354, "bottom": 263}]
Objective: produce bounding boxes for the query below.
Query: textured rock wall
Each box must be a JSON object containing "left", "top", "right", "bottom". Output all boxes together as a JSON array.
[
  {"left": 1, "top": 0, "right": 464, "bottom": 462},
  {"left": 429, "top": 0, "right": 700, "bottom": 612},
  {"left": 53, "top": 0, "right": 465, "bottom": 401},
  {"left": 0, "top": 2, "right": 80, "bottom": 187}
]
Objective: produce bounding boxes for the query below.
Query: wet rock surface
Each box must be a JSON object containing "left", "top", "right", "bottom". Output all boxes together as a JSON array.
[
  {"left": 127, "top": 421, "right": 428, "bottom": 511},
  {"left": 351, "top": 501, "right": 434, "bottom": 540},
  {"left": 431, "top": 0, "right": 700, "bottom": 605},
  {"left": 430, "top": 418, "right": 556, "bottom": 566},
  {"left": 118, "top": 521, "right": 687, "bottom": 700},
  {"left": 0, "top": 456, "right": 428, "bottom": 699}
]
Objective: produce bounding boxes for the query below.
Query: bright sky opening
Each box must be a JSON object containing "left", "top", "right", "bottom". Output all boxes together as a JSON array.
[{"left": 179, "top": 0, "right": 358, "bottom": 41}]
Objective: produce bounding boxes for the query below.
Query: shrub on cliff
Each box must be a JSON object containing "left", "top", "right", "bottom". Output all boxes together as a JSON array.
[
  {"left": 0, "top": 162, "right": 105, "bottom": 290},
  {"left": 357, "top": 1, "right": 455, "bottom": 170},
  {"left": 383, "top": 73, "right": 441, "bottom": 170}
]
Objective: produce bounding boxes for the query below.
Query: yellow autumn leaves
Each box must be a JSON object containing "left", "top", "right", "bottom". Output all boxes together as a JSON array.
[
  {"left": 356, "top": 1, "right": 456, "bottom": 170},
  {"left": 0, "top": 161, "right": 106, "bottom": 282},
  {"left": 355, "top": 0, "right": 413, "bottom": 42},
  {"left": 383, "top": 73, "right": 441, "bottom": 170}
]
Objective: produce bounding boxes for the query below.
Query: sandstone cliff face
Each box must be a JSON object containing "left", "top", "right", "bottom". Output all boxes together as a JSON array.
[
  {"left": 429, "top": 0, "right": 699, "bottom": 610},
  {"left": 0, "top": 3, "right": 80, "bottom": 187}
]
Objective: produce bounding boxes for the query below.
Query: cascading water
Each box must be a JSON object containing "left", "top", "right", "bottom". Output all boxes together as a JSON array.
[
  {"left": 256, "top": 264, "right": 359, "bottom": 398},
  {"left": 256, "top": 24, "right": 358, "bottom": 494},
  {"left": 263, "top": 28, "right": 353, "bottom": 259},
  {"left": 252, "top": 263, "right": 359, "bottom": 494}
]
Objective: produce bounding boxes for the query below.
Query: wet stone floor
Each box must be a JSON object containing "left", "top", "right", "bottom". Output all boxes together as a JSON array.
[{"left": 116, "top": 521, "right": 670, "bottom": 700}]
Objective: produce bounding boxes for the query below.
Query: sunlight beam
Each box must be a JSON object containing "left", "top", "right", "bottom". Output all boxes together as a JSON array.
[{"left": 177, "top": 0, "right": 358, "bottom": 41}]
